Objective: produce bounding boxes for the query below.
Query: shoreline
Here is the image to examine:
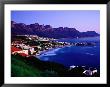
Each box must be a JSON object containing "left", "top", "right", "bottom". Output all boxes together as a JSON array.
[
  {"left": 35, "top": 45, "right": 71, "bottom": 57},
  {"left": 34, "top": 44, "right": 100, "bottom": 70}
]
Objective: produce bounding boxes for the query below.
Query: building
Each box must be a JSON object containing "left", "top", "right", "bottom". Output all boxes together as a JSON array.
[{"left": 11, "top": 46, "right": 28, "bottom": 57}]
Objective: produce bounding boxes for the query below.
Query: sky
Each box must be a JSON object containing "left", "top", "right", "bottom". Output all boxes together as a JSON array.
[{"left": 11, "top": 10, "right": 100, "bottom": 33}]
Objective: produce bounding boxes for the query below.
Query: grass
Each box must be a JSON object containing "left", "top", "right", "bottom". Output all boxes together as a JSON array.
[
  {"left": 11, "top": 56, "right": 43, "bottom": 77},
  {"left": 11, "top": 54, "right": 59, "bottom": 77}
]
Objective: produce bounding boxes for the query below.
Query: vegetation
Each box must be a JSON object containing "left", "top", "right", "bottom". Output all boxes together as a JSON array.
[
  {"left": 11, "top": 54, "right": 68, "bottom": 77},
  {"left": 11, "top": 54, "right": 99, "bottom": 77}
]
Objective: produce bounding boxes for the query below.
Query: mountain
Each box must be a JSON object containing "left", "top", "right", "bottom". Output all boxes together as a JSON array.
[{"left": 11, "top": 21, "right": 100, "bottom": 39}]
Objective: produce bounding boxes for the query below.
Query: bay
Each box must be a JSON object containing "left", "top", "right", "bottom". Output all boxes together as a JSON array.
[{"left": 37, "top": 36, "right": 100, "bottom": 69}]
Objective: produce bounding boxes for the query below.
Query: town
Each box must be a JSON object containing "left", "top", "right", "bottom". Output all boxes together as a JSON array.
[
  {"left": 11, "top": 35, "right": 96, "bottom": 57},
  {"left": 11, "top": 35, "right": 71, "bottom": 57}
]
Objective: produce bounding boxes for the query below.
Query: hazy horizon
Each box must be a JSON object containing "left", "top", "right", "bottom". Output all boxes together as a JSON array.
[{"left": 11, "top": 10, "right": 100, "bottom": 34}]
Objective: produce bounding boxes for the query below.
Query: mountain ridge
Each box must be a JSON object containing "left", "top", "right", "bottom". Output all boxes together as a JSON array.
[{"left": 11, "top": 21, "right": 100, "bottom": 39}]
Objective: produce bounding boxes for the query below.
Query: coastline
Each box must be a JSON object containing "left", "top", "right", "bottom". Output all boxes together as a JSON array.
[
  {"left": 35, "top": 40, "right": 100, "bottom": 69},
  {"left": 35, "top": 45, "right": 71, "bottom": 58}
]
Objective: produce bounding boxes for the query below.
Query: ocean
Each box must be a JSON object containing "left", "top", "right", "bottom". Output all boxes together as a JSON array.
[{"left": 38, "top": 36, "right": 100, "bottom": 69}]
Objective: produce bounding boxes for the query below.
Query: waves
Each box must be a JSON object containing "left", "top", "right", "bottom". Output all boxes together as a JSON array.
[{"left": 38, "top": 48, "right": 61, "bottom": 57}]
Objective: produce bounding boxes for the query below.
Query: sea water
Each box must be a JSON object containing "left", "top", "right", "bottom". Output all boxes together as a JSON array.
[{"left": 38, "top": 36, "right": 100, "bottom": 69}]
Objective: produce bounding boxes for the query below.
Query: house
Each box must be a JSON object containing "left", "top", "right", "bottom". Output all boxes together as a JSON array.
[
  {"left": 11, "top": 46, "right": 22, "bottom": 53},
  {"left": 29, "top": 47, "right": 35, "bottom": 55},
  {"left": 11, "top": 46, "right": 28, "bottom": 57},
  {"left": 83, "top": 70, "right": 93, "bottom": 76},
  {"left": 83, "top": 68, "right": 98, "bottom": 76},
  {"left": 69, "top": 65, "right": 76, "bottom": 70}
]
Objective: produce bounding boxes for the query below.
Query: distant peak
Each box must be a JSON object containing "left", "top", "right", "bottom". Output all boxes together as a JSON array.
[{"left": 11, "top": 21, "right": 17, "bottom": 24}]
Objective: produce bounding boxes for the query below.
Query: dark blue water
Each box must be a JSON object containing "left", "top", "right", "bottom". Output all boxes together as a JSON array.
[{"left": 38, "top": 36, "right": 100, "bottom": 69}]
